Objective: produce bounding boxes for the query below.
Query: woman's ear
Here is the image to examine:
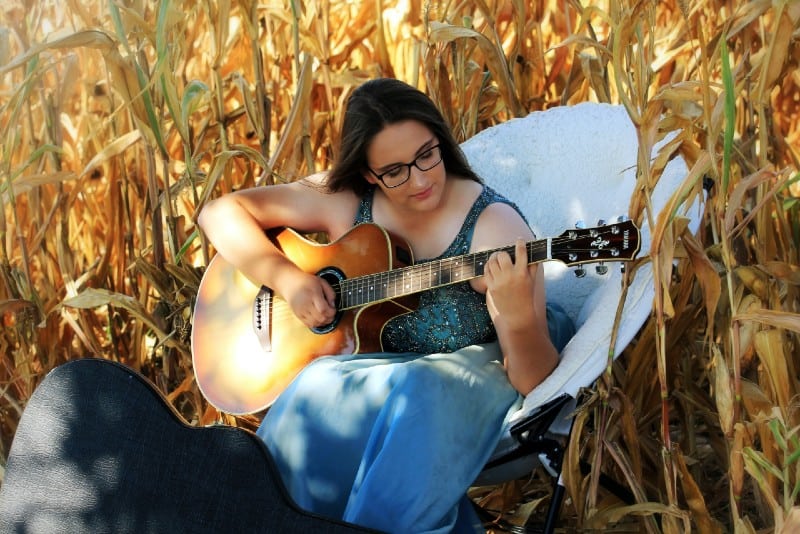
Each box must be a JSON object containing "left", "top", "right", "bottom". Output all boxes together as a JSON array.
[{"left": 362, "top": 169, "right": 379, "bottom": 185}]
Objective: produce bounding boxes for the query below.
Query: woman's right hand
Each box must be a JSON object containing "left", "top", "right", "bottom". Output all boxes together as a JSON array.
[{"left": 279, "top": 269, "right": 337, "bottom": 329}]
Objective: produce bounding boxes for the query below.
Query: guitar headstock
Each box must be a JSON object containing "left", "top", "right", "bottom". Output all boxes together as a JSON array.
[{"left": 551, "top": 219, "right": 640, "bottom": 273}]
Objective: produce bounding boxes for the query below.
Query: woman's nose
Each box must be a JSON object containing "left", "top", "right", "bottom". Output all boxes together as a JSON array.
[{"left": 409, "top": 165, "right": 427, "bottom": 186}]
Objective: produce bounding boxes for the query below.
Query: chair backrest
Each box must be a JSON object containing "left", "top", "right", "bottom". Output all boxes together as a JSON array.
[
  {"left": 463, "top": 104, "right": 703, "bottom": 397},
  {"left": 463, "top": 104, "right": 704, "bottom": 485}
]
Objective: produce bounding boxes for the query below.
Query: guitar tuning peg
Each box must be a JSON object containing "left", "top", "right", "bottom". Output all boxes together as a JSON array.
[
  {"left": 574, "top": 220, "right": 586, "bottom": 229},
  {"left": 596, "top": 219, "right": 606, "bottom": 226},
  {"left": 574, "top": 267, "right": 586, "bottom": 278},
  {"left": 620, "top": 263, "right": 626, "bottom": 274},
  {"left": 595, "top": 263, "right": 608, "bottom": 275},
  {"left": 617, "top": 215, "right": 629, "bottom": 223}
]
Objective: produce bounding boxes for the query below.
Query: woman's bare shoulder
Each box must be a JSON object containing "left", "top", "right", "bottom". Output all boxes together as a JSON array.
[
  {"left": 208, "top": 172, "right": 361, "bottom": 235},
  {"left": 471, "top": 200, "right": 534, "bottom": 250}
]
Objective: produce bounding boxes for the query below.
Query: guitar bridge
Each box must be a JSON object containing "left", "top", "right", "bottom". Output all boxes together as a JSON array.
[{"left": 253, "top": 286, "right": 273, "bottom": 352}]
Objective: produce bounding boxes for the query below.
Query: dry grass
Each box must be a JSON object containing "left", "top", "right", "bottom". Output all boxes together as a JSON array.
[{"left": 1, "top": 0, "right": 798, "bottom": 531}]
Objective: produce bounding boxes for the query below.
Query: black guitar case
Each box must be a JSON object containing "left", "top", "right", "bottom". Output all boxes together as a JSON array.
[{"left": 0, "top": 358, "right": 380, "bottom": 533}]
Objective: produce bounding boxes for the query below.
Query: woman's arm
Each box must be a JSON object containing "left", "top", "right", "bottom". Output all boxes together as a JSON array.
[
  {"left": 471, "top": 203, "right": 559, "bottom": 395},
  {"left": 197, "top": 174, "right": 359, "bottom": 327}
]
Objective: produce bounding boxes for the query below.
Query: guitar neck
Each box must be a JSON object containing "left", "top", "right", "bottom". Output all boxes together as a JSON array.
[
  {"left": 337, "top": 239, "right": 548, "bottom": 310},
  {"left": 335, "top": 219, "right": 640, "bottom": 309}
]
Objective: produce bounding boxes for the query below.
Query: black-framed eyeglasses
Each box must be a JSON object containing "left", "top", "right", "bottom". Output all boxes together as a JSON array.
[{"left": 367, "top": 145, "right": 443, "bottom": 188}]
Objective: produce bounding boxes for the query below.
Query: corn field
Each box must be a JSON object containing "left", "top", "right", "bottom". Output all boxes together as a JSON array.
[{"left": 1, "top": 0, "right": 798, "bottom": 531}]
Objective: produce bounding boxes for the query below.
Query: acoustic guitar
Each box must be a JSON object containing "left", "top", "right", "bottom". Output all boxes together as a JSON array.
[{"left": 192, "top": 221, "right": 640, "bottom": 414}]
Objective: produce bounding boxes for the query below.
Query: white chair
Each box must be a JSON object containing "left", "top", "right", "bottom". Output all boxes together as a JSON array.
[{"left": 463, "top": 102, "right": 705, "bottom": 529}]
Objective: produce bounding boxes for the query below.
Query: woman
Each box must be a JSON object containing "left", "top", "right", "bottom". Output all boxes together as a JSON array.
[{"left": 198, "top": 78, "right": 572, "bottom": 533}]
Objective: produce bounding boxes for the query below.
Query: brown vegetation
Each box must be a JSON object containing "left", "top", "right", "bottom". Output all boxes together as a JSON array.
[{"left": 1, "top": 0, "right": 798, "bottom": 531}]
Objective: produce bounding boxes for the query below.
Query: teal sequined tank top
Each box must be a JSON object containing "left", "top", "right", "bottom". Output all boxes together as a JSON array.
[{"left": 353, "top": 185, "right": 527, "bottom": 354}]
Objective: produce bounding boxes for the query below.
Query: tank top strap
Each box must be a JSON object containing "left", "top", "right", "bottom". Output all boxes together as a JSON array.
[
  {"left": 436, "top": 185, "right": 528, "bottom": 260},
  {"left": 353, "top": 187, "right": 376, "bottom": 225}
]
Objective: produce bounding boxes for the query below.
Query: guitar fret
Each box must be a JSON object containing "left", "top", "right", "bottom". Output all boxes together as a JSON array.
[
  {"left": 476, "top": 251, "right": 487, "bottom": 276},
  {"left": 392, "top": 269, "right": 401, "bottom": 299},
  {"left": 341, "top": 281, "right": 350, "bottom": 308}
]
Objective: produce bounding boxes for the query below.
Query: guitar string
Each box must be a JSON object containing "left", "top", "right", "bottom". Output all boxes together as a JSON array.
[{"left": 260, "top": 227, "right": 634, "bottom": 322}]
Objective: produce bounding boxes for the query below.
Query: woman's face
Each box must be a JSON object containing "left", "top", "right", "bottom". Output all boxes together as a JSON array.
[{"left": 363, "top": 120, "right": 447, "bottom": 213}]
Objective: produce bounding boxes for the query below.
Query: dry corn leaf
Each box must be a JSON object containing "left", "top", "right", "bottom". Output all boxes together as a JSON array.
[
  {"left": 674, "top": 447, "right": 720, "bottom": 534},
  {"left": 752, "top": 329, "right": 794, "bottom": 410},
  {"left": 726, "top": 0, "right": 772, "bottom": 40},
  {"left": 734, "top": 515, "right": 758, "bottom": 534},
  {"left": 165, "top": 373, "right": 197, "bottom": 404},
  {"left": 754, "top": 1, "right": 799, "bottom": 102},
  {"left": 736, "top": 308, "right": 800, "bottom": 334},
  {"left": 199, "top": 403, "right": 222, "bottom": 427},
  {"left": 656, "top": 150, "right": 710, "bottom": 235},
  {"left": 730, "top": 423, "right": 750, "bottom": 509},
  {"left": 428, "top": 21, "right": 523, "bottom": 117},
  {"left": 650, "top": 214, "right": 686, "bottom": 319},
  {"left": 265, "top": 56, "right": 313, "bottom": 178},
  {"left": 231, "top": 72, "right": 265, "bottom": 141},
  {"left": 712, "top": 342, "right": 735, "bottom": 436},
  {"left": 761, "top": 261, "right": 800, "bottom": 286},
  {"left": 102, "top": 48, "right": 152, "bottom": 137},
  {"left": 79, "top": 130, "right": 142, "bottom": 178},
  {"left": 586, "top": 501, "right": 687, "bottom": 531},
  {"left": 578, "top": 51, "right": 611, "bottom": 103},
  {"left": 682, "top": 229, "right": 721, "bottom": 335},
  {"left": 736, "top": 293, "right": 763, "bottom": 370},
  {"left": 742, "top": 445, "right": 782, "bottom": 515},
  {"left": 740, "top": 379, "right": 774, "bottom": 419},
  {"left": 602, "top": 441, "right": 660, "bottom": 532},
  {"left": 724, "top": 168, "right": 777, "bottom": 235},
  {"left": 4, "top": 171, "right": 78, "bottom": 198},
  {"left": 648, "top": 132, "right": 683, "bottom": 185},
  {"left": 62, "top": 288, "right": 169, "bottom": 342},
  {"left": 735, "top": 266, "right": 770, "bottom": 301},
  {"left": 610, "top": 388, "right": 644, "bottom": 479},
  {"left": 563, "top": 400, "right": 590, "bottom": 521},
  {"left": 0, "top": 29, "right": 116, "bottom": 75}
]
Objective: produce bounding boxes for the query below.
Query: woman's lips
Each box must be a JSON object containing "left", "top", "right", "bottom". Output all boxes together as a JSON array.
[{"left": 412, "top": 185, "right": 433, "bottom": 200}]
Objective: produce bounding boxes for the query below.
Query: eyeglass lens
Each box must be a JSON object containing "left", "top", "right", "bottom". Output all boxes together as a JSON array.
[{"left": 379, "top": 145, "right": 442, "bottom": 187}]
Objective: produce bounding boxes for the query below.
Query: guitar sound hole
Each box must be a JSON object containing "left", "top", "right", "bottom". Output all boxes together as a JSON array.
[{"left": 311, "top": 268, "right": 344, "bottom": 334}]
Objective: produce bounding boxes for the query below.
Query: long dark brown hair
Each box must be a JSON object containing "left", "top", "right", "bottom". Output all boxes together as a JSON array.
[{"left": 325, "top": 78, "right": 482, "bottom": 197}]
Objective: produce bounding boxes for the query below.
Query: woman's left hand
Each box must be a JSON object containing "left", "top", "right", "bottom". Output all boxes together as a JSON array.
[{"left": 483, "top": 239, "right": 539, "bottom": 330}]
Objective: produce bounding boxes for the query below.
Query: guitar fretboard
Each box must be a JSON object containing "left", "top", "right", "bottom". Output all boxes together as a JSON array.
[{"left": 336, "top": 239, "right": 550, "bottom": 309}]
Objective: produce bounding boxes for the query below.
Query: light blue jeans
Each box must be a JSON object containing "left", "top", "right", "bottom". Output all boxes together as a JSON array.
[{"left": 257, "top": 304, "right": 575, "bottom": 533}]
